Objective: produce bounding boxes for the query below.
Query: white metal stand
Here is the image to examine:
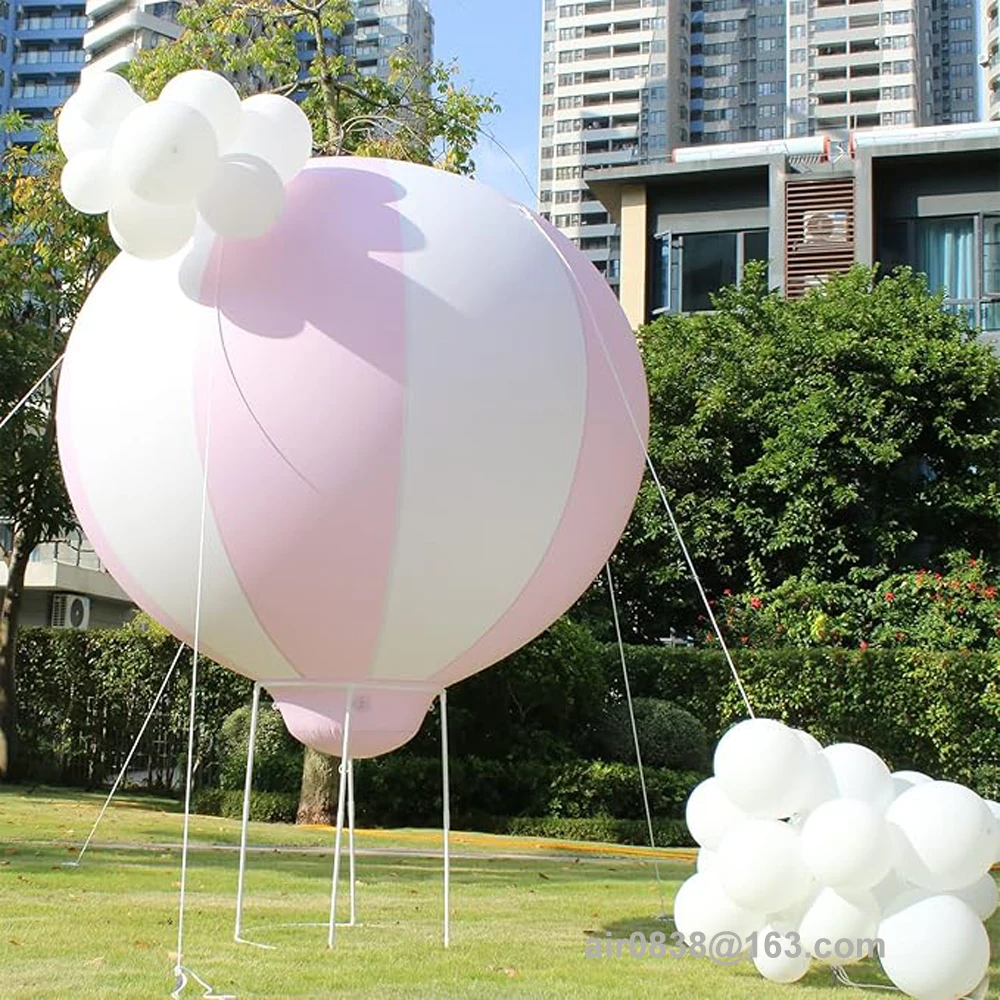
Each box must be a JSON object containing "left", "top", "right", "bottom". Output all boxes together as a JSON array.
[
  {"left": 232, "top": 682, "right": 360, "bottom": 947},
  {"left": 440, "top": 689, "right": 451, "bottom": 948},
  {"left": 327, "top": 690, "right": 353, "bottom": 948},
  {"left": 347, "top": 758, "right": 357, "bottom": 927},
  {"left": 234, "top": 683, "right": 266, "bottom": 946}
]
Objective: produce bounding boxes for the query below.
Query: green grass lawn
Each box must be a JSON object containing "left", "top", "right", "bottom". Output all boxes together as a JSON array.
[{"left": 0, "top": 786, "right": 997, "bottom": 998}]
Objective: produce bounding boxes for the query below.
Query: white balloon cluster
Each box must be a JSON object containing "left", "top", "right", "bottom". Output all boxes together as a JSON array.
[
  {"left": 681, "top": 718, "right": 999, "bottom": 999},
  {"left": 57, "top": 71, "right": 313, "bottom": 260}
]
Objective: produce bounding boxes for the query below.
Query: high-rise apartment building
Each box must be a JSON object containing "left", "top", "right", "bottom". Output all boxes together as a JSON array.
[
  {"left": 986, "top": 0, "right": 1000, "bottom": 118},
  {"left": 0, "top": 0, "right": 87, "bottom": 143},
  {"left": 538, "top": 0, "right": 686, "bottom": 284},
  {"left": 539, "top": 0, "right": 989, "bottom": 281},
  {"left": 79, "top": 0, "right": 432, "bottom": 85}
]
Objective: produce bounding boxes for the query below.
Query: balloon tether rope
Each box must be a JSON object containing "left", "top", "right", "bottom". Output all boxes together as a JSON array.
[
  {"left": 523, "top": 210, "right": 754, "bottom": 720},
  {"left": 0, "top": 353, "right": 64, "bottom": 434},
  {"left": 171, "top": 255, "right": 232, "bottom": 1000},
  {"left": 830, "top": 966, "right": 901, "bottom": 992},
  {"left": 66, "top": 642, "right": 186, "bottom": 868},
  {"left": 606, "top": 562, "right": 666, "bottom": 916}
]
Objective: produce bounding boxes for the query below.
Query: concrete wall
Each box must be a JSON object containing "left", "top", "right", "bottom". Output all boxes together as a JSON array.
[
  {"left": 871, "top": 152, "right": 1000, "bottom": 219},
  {"left": 0, "top": 588, "right": 134, "bottom": 629},
  {"left": 649, "top": 167, "right": 770, "bottom": 237}
]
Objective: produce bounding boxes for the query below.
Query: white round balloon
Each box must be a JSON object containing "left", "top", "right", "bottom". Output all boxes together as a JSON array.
[
  {"left": 717, "top": 819, "right": 814, "bottom": 913},
  {"left": 108, "top": 189, "right": 196, "bottom": 260},
  {"left": 196, "top": 154, "right": 285, "bottom": 239},
  {"left": 878, "top": 895, "right": 989, "bottom": 1000},
  {"left": 672, "top": 872, "right": 765, "bottom": 945},
  {"left": 795, "top": 729, "right": 824, "bottom": 755},
  {"left": 68, "top": 72, "right": 142, "bottom": 130},
  {"left": 891, "top": 769, "right": 932, "bottom": 799},
  {"left": 685, "top": 777, "right": 748, "bottom": 851},
  {"left": 798, "top": 887, "right": 880, "bottom": 964},
  {"left": 800, "top": 798, "right": 893, "bottom": 891},
  {"left": 160, "top": 70, "right": 243, "bottom": 149},
  {"left": 988, "top": 800, "right": 1000, "bottom": 863},
  {"left": 57, "top": 103, "right": 116, "bottom": 159},
  {"left": 60, "top": 151, "right": 115, "bottom": 215},
  {"left": 768, "top": 888, "right": 820, "bottom": 935},
  {"left": 821, "top": 743, "right": 894, "bottom": 811},
  {"left": 714, "top": 719, "right": 812, "bottom": 819},
  {"left": 752, "top": 925, "right": 812, "bottom": 984},
  {"left": 695, "top": 848, "right": 719, "bottom": 875},
  {"left": 948, "top": 873, "right": 998, "bottom": 922},
  {"left": 229, "top": 93, "right": 312, "bottom": 183},
  {"left": 110, "top": 100, "right": 218, "bottom": 204},
  {"left": 886, "top": 781, "right": 995, "bottom": 890}
]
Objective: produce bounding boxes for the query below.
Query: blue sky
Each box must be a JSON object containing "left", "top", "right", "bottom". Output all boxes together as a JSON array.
[{"left": 431, "top": 0, "right": 540, "bottom": 206}]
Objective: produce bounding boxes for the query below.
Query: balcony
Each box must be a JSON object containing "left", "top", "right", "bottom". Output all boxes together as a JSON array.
[
  {"left": 83, "top": 8, "right": 180, "bottom": 55},
  {"left": 81, "top": 41, "right": 134, "bottom": 74},
  {"left": 15, "top": 19, "right": 88, "bottom": 42},
  {"left": 12, "top": 91, "right": 73, "bottom": 110},
  {"left": 13, "top": 50, "right": 86, "bottom": 75}
]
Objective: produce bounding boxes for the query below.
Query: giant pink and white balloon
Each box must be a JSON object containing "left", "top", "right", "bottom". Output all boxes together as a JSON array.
[{"left": 56, "top": 157, "right": 649, "bottom": 758}]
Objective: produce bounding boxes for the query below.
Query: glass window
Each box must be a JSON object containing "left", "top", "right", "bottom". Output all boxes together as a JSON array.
[
  {"left": 916, "top": 217, "right": 975, "bottom": 301},
  {"left": 744, "top": 229, "right": 769, "bottom": 265},
  {"left": 984, "top": 216, "right": 1000, "bottom": 296},
  {"left": 682, "top": 232, "right": 738, "bottom": 312}
]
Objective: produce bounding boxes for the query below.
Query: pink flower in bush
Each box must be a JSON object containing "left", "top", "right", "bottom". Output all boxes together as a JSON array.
[
  {"left": 885, "top": 592, "right": 895, "bottom": 602},
  {"left": 750, "top": 596, "right": 763, "bottom": 610}
]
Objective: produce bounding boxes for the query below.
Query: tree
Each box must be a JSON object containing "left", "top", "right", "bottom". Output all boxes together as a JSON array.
[
  {"left": 579, "top": 263, "right": 1000, "bottom": 644},
  {"left": 0, "top": 118, "right": 117, "bottom": 778},
  {"left": 127, "top": 2, "right": 499, "bottom": 820},
  {"left": 125, "top": 0, "right": 498, "bottom": 172}
]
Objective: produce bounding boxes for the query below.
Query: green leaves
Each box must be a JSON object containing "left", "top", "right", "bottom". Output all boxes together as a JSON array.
[
  {"left": 592, "top": 263, "right": 1000, "bottom": 642},
  {"left": 124, "top": 1, "right": 499, "bottom": 170}
]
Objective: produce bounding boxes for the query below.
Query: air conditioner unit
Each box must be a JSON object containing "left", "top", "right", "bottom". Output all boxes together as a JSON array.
[
  {"left": 802, "top": 209, "right": 850, "bottom": 244},
  {"left": 51, "top": 593, "right": 91, "bottom": 630}
]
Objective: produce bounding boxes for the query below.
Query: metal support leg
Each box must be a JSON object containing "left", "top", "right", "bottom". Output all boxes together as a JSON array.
[
  {"left": 441, "top": 689, "right": 451, "bottom": 948},
  {"left": 234, "top": 683, "right": 261, "bottom": 943},
  {"left": 347, "top": 757, "right": 357, "bottom": 927},
  {"left": 327, "top": 692, "right": 352, "bottom": 948}
]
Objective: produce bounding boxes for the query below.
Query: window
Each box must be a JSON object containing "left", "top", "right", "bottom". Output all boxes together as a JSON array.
[
  {"left": 882, "top": 215, "right": 1000, "bottom": 333},
  {"left": 652, "top": 229, "right": 769, "bottom": 314}
]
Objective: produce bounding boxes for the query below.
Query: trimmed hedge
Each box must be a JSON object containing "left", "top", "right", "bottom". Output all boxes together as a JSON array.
[
  {"left": 14, "top": 619, "right": 251, "bottom": 788},
  {"left": 193, "top": 756, "right": 703, "bottom": 833},
  {"left": 501, "top": 816, "right": 692, "bottom": 848},
  {"left": 190, "top": 792, "right": 694, "bottom": 848}
]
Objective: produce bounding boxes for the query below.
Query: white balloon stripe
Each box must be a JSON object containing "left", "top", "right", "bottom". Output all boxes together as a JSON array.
[{"left": 368, "top": 179, "right": 588, "bottom": 682}]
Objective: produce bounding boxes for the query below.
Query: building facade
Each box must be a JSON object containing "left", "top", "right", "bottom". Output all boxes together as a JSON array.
[
  {"left": 540, "top": 0, "right": 989, "bottom": 282},
  {"left": 986, "top": 0, "right": 1000, "bottom": 119},
  {"left": 0, "top": 526, "right": 135, "bottom": 629},
  {"left": 0, "top": 0, "right": 87, "bottom": 143},
  {"left": 538, "top": 0, "right": 686, "bottom": 285},
  {"left": 584, "top": 123, "right": 1000, "bottom": 342}
]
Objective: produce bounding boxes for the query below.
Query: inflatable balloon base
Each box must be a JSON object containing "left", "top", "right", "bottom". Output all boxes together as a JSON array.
[{"left": 681, "top": 718, "right": 999, "bottom": 999}]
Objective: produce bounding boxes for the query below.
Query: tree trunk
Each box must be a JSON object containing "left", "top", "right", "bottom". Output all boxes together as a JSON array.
[
  {"left": 296, "top": 747, "right": 340, "bottom": 825},
  {"left": 0, "top": 526, "right": 30, "bottom": 781}
]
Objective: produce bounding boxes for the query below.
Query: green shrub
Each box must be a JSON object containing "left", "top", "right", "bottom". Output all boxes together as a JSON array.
[
  {"left": 218, "top": 704, "right": 304, "bottom": 793},
  {"left": 193, "top": 788, "right": 299, "bottom": 824},
  {"left": 599, "top": 697, "right": 710, "bottom": 771}
]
